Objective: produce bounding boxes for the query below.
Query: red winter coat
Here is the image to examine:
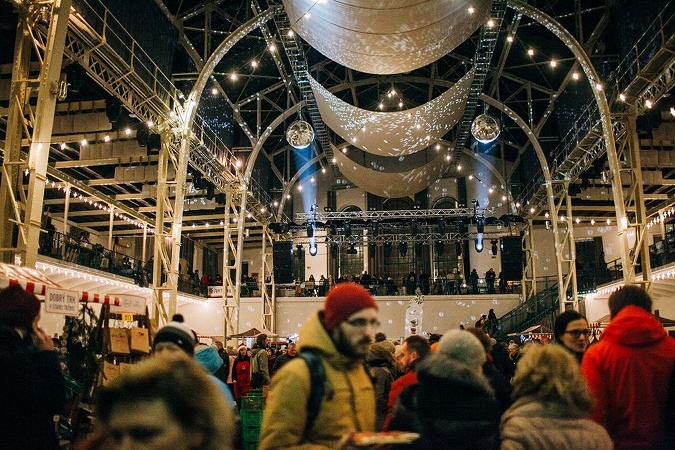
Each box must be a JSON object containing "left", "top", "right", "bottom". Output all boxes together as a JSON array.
[
  {"left": 581, "top": 305, "right": 675, "bottom": 449},
  {"left": 232, "top": 357, "right": 251, "bottom": 399},
  {"left": 382, "top": 367, "right": 418, "bottom": 430}
]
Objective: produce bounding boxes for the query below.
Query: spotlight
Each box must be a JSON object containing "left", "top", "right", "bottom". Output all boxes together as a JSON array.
[
  {"left": 491, "top": 240, "right": 498, "bottom": 255},
  {"left": 309, "top": 241, "right": 317, "bottom": 256},
  {"left": 399, "top": 242, "right": 408, "bottom": 257},
  {"left": 306, "top": 223, "right": 314, "bottom": 238},
  {"left": 296, "top": 244, "right": 304, "bottom": 258},
  {"left": 436, "top": 240, "right": 444, "bottom": 256},
  {"left": 346, "top": 242, "right": 358, "bottom": 254},
  {"left": 455, "top": 241, "right": 462, "bottom": 256},
  {"left": 384, "top": 242, "right": 393, "bottom": 257},
  {"left": 475, "top": 238, "right": 484, "bottom": 253}
]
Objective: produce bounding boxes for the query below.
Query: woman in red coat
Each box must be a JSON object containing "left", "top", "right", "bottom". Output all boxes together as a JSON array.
[{"left": 231, "top": 343, "right": 251, "bottom": 407}]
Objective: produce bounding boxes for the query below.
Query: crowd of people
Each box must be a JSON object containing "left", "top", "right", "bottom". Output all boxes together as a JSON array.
[{"left": 1, "top": 281, "right": 674, "bottom": 449}]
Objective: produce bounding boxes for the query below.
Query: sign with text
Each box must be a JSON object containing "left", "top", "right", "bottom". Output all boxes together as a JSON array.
[
  {"left": 209, "top": 285, "right": 236, "bottom": 306},
  {"left": 109, "top": 295, "right": 146, "bottom": 314},
  {"left": 209, "top": 285, "right": 223, "bottom": 298},
  {"left": 45, "top": 288, "right": 80, "bottom": 316}
]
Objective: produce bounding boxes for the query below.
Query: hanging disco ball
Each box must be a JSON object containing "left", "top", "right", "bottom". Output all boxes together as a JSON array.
[
  {"left": 286, "top": 120, "right": 315, "bottom": 149},
  {"left": 471, "top": 113, "right": 501, "bottom": 144}
]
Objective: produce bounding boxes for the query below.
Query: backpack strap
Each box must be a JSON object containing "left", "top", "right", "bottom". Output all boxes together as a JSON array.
[{"left": 298, "top": 350, "right": 325, "bottom": 437}]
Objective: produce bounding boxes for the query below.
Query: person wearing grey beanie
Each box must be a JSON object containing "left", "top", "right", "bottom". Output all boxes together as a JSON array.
[{"left": 388, "top": 329, "right": 500, "bottom": 449}]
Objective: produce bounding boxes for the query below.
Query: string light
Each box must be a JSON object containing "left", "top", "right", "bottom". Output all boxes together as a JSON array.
[{"left": 44, "top": 178, "right": 150, "bottom": 231}]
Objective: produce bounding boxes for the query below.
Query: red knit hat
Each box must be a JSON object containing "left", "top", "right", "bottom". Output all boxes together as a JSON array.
[{"left": 323, "top": 283, "right": 378, "bottom": 330}]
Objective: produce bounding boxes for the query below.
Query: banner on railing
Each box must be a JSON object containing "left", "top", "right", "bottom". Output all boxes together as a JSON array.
[{"left": 209, "top": 285, "right": 235, "bottom": 305}]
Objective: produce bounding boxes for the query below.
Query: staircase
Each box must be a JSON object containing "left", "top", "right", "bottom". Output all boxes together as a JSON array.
[{"left": 494, "top": 283, "right": 559, "bottom": 340}]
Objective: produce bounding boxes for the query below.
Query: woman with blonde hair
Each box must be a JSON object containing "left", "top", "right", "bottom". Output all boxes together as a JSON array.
[
  {"left": 81, "top": 357, "right": 234, "bottom": 450},
  {"left": 500, "top": 344, "right": 612, "bottom": 450}
]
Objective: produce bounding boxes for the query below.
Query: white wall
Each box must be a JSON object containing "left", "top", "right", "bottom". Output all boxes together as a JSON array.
[{"left": 177, "top": 293, "right": 521, "bottom": 345}]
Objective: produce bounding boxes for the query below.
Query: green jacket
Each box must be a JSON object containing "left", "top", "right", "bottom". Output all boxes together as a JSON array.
[
  {"left": 251, "top": 346, "right": 270, "bottom": 385},
  {"left": 259, "top": 311, "right": 375, "bottom": 449}
]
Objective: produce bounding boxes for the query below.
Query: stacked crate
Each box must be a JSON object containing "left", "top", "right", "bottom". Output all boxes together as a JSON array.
[{"left": 241, "top": 389, "right": 265, "bottom": 450}]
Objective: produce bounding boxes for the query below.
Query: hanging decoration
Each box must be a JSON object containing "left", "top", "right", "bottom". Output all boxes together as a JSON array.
[{"left": 405, "top": 289, "right": 425, "bottom": 337}]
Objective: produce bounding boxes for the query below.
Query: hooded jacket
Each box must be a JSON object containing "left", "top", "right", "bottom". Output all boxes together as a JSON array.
[
  {"left": 367, "top": 342, "right": 398, "bottom": 430},
  {"left": 581, "top": 305, "right": 675, "bottom": 449},
  {"left": 500, "top": 397, "right": 613, "bottom": 450},
  {"left": 194, "top": 345, "right": 237, "bottom": 409},
  {"left": 388, "top": 353, "right": 500, "bottom": 449},
  {"left": 259, "top": 311, "right": 375, "bottom": 449}
]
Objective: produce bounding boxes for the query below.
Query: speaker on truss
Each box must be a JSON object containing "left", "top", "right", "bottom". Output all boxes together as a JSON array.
[
  {"left": 147, "top": 133, "right": 161, "bottom": 154},
  {"left": 273, "top": 241, "right": 293, "bottom": 283},
  {"left": 136, "top": 124, "right": 149, "bottom": 147},
  {"left": 500, "top": 236, "right": 523, "bottom": 281}
]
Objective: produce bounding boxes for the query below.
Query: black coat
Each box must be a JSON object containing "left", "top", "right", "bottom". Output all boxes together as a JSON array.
[
  {"left": 0, "top": 325, "right": 66, "bottom": 450},
  {"left": 390, "top": 353, "right": 500, "bottom": 450}
]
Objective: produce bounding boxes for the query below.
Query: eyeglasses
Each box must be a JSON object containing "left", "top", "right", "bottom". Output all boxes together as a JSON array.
[
  {"left": 344, "top": 318, "right": 381, "bottom": 328},
  {"left": 565, "top": 328, "right": 591, "bottom": 338}
]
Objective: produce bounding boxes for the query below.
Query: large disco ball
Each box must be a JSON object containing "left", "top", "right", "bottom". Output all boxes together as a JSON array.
[
  {"left": 286, "top": 120, "right": 315, "bottom": 149},
  {"left": 471, "top": 113, "right": 501, "bottom": 144}
]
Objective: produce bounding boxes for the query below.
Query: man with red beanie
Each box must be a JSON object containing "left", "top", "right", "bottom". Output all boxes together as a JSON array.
[{"left": 260, "top": 282, "right": 378, "bottom": 449}]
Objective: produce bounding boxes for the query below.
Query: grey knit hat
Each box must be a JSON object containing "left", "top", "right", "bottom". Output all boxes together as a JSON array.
[{"left": 437, "top": 329, "right": 486, "bottom": 372}]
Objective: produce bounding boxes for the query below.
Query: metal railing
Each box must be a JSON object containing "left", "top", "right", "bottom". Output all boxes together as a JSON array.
[
  {"left": 37, "top": 229, "right": 147, "bottom": 284},
  {"left": 519, "top": 3, "right": 674, "bottom": 208},
  {"left": 494, "top": 281, "right": 559, "bottom": 339}
]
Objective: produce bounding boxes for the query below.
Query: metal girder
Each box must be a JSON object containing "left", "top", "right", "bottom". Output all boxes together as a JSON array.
[
  {"left": 519, "top": 3, "right": 674, "bottom": 222},
  {"left": 509, "top": 0, "right": 627, "bottom": 285},
  {"left": 260, "top": 225, "right": 275, "bottom": 332},
  {"left": 295, "top": 208, "right": 494, "bottom": 222},
  {"left": 521, "top": 219, "right": 536, "bottom": 300},
  {"left": 549, "top": 181, "right": 578, "bottom": 310},
  {"left": 0, "top": 5, "right": 32, "bottom": 263},
  {"left": 318, "top": 231, "right": 510, "bottom": 245},
  {"left": 0, "top": 0, "right": 71, "bottom": 267},
  {"left": 618, "top": 114, "right": 652, "bottom": 289}
]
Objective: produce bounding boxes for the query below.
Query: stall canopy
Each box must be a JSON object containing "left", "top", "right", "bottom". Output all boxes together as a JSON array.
[
  {"left": 229, "top": 327, "right": 279, "bottom": 338},
  {"left": 0, "top": 262, "right": 144, "bottom": 312},
  {"left": 507, "top": 324, "right": 554, "bottom": 337}
]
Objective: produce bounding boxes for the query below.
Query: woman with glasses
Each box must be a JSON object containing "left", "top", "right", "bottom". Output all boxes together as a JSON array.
[{"left": 553, "top": 311, "right": 591, "bottom": 362}]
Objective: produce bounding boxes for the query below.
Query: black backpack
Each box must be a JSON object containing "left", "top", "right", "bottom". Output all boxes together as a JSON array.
[{"left": 298, "top": 350, "right": 325, "bottom": 437}]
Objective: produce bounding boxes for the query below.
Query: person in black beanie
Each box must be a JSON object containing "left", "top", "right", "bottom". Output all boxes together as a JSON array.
[{"left": 0, "top": 284, "right": 66, "bottom": 450}]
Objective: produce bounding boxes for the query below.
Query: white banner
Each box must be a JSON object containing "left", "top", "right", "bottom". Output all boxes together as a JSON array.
[
  {"left": 45, "top": 288, "right": 80, "bottom": 316},
  {"left": 109, "top": 294, "right": 146, "bottom": 314}
]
